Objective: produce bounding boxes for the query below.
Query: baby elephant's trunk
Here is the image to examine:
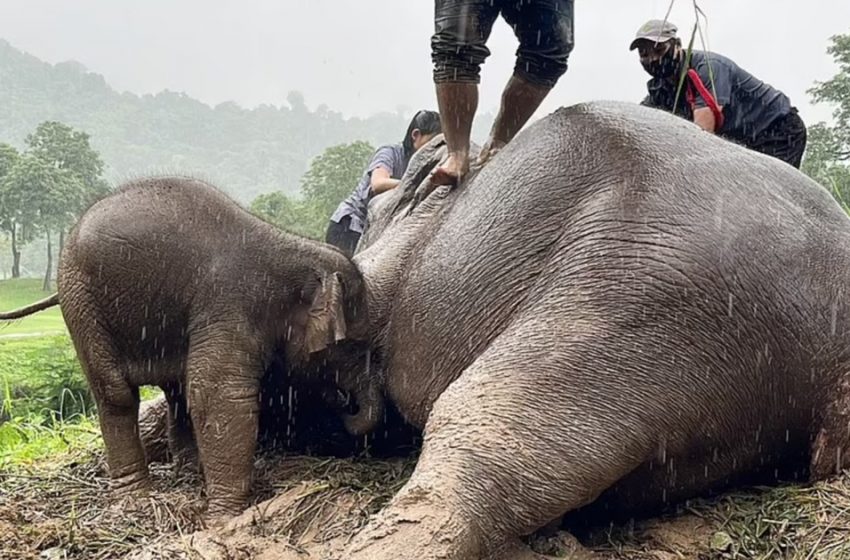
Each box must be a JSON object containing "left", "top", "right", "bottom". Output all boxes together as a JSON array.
[{"left": 343, "top": 381, "right": 384, "bottom": 436}]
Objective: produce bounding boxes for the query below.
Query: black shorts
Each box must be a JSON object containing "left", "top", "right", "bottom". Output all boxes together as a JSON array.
[
  {"left": 431, "top": 0, "right": 575, "bottom": 88},
  {"left": 325, "top": 216, "right": 361, "bottom": 258},
  {"left": 747, "top": 108, "right": 808, "bottom": 169}
]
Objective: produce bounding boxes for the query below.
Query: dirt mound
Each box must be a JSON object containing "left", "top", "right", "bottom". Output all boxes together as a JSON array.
[{"left": 2, "top": 448, "right": 849, "bottom": 559}]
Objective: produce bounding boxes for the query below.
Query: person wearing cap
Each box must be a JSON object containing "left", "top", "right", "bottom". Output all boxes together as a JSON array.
[
  {"left": 630, "top": 19, "right": 807, "bottom": 168},
  {"left": 428, "top": 0, "right": 576, "bottom": 187},
  {"left": 326, "top": 110, "right": 442, "bottom": 257}
]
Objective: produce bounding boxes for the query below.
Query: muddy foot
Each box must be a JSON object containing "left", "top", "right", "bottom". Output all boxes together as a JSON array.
[
  {"left": 473, "top": 139, "right": 505, "bottom": 171},
  {"left": 430, "top": 152, "right": 469, "bottom": 187}
]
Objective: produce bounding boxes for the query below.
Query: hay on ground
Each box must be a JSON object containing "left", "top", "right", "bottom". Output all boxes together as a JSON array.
[
  {"left": 0, "top": 449, "right": 414, "bottom": 560},
  {"left": 2, "top": 447, "right": 849, "bottom": 560}
]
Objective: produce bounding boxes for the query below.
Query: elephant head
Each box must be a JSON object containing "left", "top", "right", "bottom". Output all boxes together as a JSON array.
[{"left": 282, "top": 245, "right": 380, "bottom": 436}]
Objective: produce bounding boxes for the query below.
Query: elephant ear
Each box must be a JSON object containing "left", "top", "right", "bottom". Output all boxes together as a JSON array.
[{"left": 303, "top": 272, "right": 348, "bottom": 355}]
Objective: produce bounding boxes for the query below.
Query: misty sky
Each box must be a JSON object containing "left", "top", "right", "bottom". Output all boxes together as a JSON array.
[{"left": 1, "top": 1, "right": 848, "bottom": 127}]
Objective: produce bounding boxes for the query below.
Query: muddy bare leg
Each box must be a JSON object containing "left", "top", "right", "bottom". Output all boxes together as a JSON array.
[
  {"left": 431, "top": 82, "right": 477, "bottom": 187},
  {"left": 477, "top": 75, "right": 552, "bottom": 167}
]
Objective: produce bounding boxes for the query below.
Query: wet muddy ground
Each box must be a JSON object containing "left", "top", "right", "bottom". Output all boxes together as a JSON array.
[{"left": 2, "top": 446, "right": 849, "bottom": 560}]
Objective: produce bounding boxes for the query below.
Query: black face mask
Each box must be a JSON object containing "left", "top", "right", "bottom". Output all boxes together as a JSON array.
[{"left": 642, "top": 45, "right": 679, "bottom": 79}]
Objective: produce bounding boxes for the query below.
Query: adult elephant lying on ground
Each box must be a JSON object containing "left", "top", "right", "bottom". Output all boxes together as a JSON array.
[
  {"left": 334, "top": 100, "right": 850, "bottom": 559},
  {"left": 0, "top": 177, "right": 381, "bottom": 519}
]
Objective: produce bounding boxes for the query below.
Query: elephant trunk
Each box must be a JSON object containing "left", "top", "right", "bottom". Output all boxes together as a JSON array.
[
  {"left": 340, "top": 263, "right": 370, "bottom": 342},
  {"left": 343, "top": 380, "right": 384, "bottom": 436}
]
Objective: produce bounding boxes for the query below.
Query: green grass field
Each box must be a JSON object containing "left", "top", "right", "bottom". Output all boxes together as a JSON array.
[
  {"left": 0, "top": 278, "right": 67, "bottom": 337},
  {"left": 0, "top": 279, "right": 159, "bottom": 467}
]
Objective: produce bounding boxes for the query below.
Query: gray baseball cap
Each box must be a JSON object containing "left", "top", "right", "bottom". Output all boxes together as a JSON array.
[{"left": 629, "top": 19, "right": 678, "bottom": 50}]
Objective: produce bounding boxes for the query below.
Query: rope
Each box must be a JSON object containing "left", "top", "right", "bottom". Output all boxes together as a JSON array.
[{"left": 661, "top": 0, "right": 718, "bottom": 115}]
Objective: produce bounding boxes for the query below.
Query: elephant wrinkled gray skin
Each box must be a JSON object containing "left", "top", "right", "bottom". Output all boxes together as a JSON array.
[
  {"left": 0, "top": 177, "right": 381, "bottom": 519},
  {"left": 338, "top": 101, "right": 850, "bottom": 559}
]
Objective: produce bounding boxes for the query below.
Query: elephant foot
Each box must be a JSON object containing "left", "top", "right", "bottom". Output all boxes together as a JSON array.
[
  {"left": 810, "top": 426, "right": 850, "bottom": 481},
  {"left": 204, "top": 496, "right": 249, "bottom": 527},
  {"left": 811, "top": 374, "right": 850, "bottom": 480},
  {"left": 344, "top": 482, "right": 479, "bottom": 560},
  {"left": 111, "top": 468, "right": 152, "bottom": 495}
]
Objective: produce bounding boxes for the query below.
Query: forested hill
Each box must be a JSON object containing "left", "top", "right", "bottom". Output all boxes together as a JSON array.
[{"left": 0, "top": 38, "right": 414, "bottom": 202}]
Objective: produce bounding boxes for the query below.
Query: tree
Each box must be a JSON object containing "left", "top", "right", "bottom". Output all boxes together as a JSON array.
[
  {"left": 299, "top": 140, "right": 375, "bottom": 238},
  {"left": 0, "top": 143, "right": 17, "bottom": 177},
  {"left": 802, "top": 124, "right": 850, "bottom": 209},
  {"left": 0, "top": 153, "right": 42, "bottom": 278},
  {"left": 249, "top": 191, "right": 313, "bottom": 236},
  {"left": 34, "top": 169, "right": 79, "bottom": 291},
  {"left": 249, "top": 190, "right": 330, "bottom": 240},
  {"left": 25, "top": 121, "right": 110, "bottom": 278},
  {"left": 26, "top": 121, "right": 110, "bottom": 207},
  {"left": 0, "top": 144, "right": 21, "bottom": 276},
  {"left": 248, "top": 141, "right": 376, "bottom": 241},
  {"left": 0, "top": 234, "right": 10, "bottom": 280},
  {"left": 286, "top": 90, "right": 307, "bottom": 113},
  {"left": 804, "top": 30, "right": 850, "bottom": 207},
  {"left": 0, "top": 154, "right": 77, "bottom": 286},
  {"left": 0, "top": 145, "right": 28, "bottom": 278},
  {"left": 808, "top": 32, "right": 850, "bottom": 162}
]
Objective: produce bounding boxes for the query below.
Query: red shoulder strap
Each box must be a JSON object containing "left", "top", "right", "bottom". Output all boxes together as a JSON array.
[{"left": 686, "top": 68, "right": 725, "bottom": 129}]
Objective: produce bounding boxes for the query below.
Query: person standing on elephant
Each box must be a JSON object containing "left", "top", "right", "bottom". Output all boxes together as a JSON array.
[
  {"left": 428, "top": 0, "right": 576, "bottom": 187},
  {"left": 631, "top": 19, "right": 808, "bottom": 168},
  {"left": 326, "top": 110, "right": 442, "bottom": 256}
]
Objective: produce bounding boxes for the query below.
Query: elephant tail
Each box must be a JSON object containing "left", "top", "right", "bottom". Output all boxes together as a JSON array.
[{"left": 0, "top": 293, "right": 60, "bottom": 320}]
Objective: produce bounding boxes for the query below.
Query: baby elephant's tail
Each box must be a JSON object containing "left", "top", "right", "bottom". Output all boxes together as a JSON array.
[{"left": 0, "top": 293, "right": 60, "bottom": 320}]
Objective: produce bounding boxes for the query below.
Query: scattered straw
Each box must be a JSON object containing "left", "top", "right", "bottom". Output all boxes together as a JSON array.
[
  {"left": 0, "top": 448, "right": 415, "bottom": 560},
  {"left": 2, "top": 447, "right": 849, "bottom": 559}
]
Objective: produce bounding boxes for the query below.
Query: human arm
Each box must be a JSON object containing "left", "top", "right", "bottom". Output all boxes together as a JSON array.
[
  {"left": 691, "top": 59, "right": 730, "bottom": 134},
  {"left": 693, "top": 107, "right": 719, "bottom": 133},
  {"left": 366, "top": 146, "right": 402, "bottom": 196},
  {"left": 370, "top": 167, "right": 401, "bottom": 195}
]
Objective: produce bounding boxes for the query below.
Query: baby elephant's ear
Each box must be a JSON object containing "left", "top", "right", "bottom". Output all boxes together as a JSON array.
[{"left": 303, "top": 272, "right": 347, "bottom": 355}]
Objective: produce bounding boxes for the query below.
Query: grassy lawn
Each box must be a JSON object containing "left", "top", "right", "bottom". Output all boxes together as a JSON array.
[
  {"left": 0, "top": 331, "right": 93, "bottom": 468},
  {"left": 0, "top": 324, "right": 160, "bottom": 468},
  {"left": 0, "top": 278, "right": 66, "bottom": 337}
]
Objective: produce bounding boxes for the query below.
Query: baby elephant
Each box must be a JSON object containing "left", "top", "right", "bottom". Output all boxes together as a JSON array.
[{"left": 0, "top": 176, "right": 380, "bottom": 518}]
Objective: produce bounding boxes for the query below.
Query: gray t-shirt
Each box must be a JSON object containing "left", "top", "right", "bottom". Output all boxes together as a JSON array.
[
  {"left": 644, "top": 51, "right": 793, "bottom": 142},
  {"left": 330, "top": 144, "right": 407, "bottom": 233}
]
